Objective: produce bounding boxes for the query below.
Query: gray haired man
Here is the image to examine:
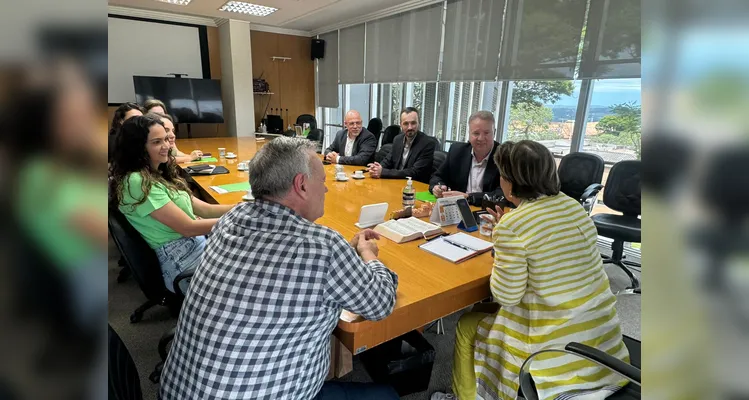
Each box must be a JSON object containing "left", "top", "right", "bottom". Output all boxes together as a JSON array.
[{"left": 159, "top": 137, "right": 399, "bottom": 400}]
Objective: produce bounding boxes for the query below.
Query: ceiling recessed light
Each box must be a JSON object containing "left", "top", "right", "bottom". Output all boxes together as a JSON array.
[
  {"left": 219, "top": 1, "right": 278, "bottom": 17},
  {"left": 155, "top": 0, "right": 192, "bottom": 5}
]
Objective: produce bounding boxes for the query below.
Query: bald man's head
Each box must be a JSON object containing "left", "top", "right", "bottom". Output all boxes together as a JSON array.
[{"left": 344, "top": 110, "right": 363, "bottom": 138}]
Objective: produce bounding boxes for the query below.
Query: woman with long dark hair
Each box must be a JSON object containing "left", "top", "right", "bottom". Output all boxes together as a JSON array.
[
  {"left": 109, "top": 115, "right": 233, "bottom": 291},
  {"left": 108, "top": 102, "right": 144, "bottom": 161}
]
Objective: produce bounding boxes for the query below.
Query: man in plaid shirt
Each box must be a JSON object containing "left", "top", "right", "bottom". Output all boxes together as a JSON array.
[{"left": 159, "top": 138, "right": 400, "bottom": 400}]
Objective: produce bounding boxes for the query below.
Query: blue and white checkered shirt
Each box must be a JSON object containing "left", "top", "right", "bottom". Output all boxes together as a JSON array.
[{"left": 159, "top": 199, "right": 399, "bottom": 400}]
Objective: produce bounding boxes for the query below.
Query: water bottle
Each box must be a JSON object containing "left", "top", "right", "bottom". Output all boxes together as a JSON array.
[{"left": 402, "top": 177, "right": 415, "bottom": 208}]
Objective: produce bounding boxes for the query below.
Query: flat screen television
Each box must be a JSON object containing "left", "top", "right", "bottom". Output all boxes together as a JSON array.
[{"left": 133, "top": 76, "right": 224, "bottom": 124}]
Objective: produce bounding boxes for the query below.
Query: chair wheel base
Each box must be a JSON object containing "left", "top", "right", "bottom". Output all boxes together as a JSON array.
[
  {"left": 616, "top": 287, "right": 641, "bottom": 295},
  {"left": 130, "top": 312, "right": 143, "bottom": 323}
]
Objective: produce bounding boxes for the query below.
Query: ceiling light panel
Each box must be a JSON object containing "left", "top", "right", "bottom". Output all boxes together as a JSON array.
[
  {"left": 219, "top": 1, "right": 278, "bottom": 16},
  {"left": 155, "top": 0, "right": 192, "bottom": 5}
]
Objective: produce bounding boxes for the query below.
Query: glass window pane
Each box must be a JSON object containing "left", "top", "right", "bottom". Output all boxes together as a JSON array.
[
  {"left": 505, "top": 80, "right": 581, "bottom": 159},
  {"left": 434, "top": 82, "right": 450, "bottom": 148},
  {"left": 583, "top": 78, "right": 642, "bottom": 164},
  {"left": 390, "top": 83, "right": 403, "bottom": 125},
  {"left": 344, "top": 84, "right": 371, "bottom": 123},
  {"left": 422, "top": 83, "right": 437, "bottom": 136},
  {"left": 379, "top": 84, "right": 391, "bottom": 126}
]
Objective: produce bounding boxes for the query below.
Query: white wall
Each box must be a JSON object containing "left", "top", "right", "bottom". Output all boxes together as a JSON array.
[{"left": 108, "top": 17, "right": 203, "bottom": 103}]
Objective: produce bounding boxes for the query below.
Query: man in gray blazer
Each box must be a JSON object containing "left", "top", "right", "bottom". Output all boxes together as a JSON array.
[{"left": 324, "top": 110, "right": 377, "bottom": 166}]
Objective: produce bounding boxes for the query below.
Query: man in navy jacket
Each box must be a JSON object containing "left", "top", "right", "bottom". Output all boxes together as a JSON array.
[{"left": 429, "top": 111, "right": 503, "bottom": 205}]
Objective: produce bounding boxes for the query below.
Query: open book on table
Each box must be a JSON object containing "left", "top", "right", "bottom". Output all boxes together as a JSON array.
[
  {"left": 419, "top": 232, "right": 493, "bottom": 263},
  {"left": 373, "top": 217, "right": 443, "bottom": 244}
]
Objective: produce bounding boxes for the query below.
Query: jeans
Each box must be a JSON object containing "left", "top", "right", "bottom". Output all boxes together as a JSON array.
[
  {"left": 313, "top": 382, "right": 399, "bottom": 400},
  {"left": 154, "top": 236, "right": 206, "bottom": 292}
]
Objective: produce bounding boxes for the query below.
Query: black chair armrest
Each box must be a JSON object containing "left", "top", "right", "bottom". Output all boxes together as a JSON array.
[
  {"left": 518, "top": 341, "right": 640, "bottom": 399},
  {"left": 173, "top": 268, "right": 195, "bottom": 298},
  {"left": 158, "top": 326, "right": 176, "bottom": 361},
  {"left": 565, "top": 342, "right": 641, "bottom": 384},
  {"left": 580, "top": 183, "right": 604, "bottom": 203}
]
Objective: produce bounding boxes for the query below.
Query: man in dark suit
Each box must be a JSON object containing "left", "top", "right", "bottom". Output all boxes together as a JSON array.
[
  {"left": 324, "top": 110, "right": 376, "bottom": 166},
  {"left": 429, "top": 111, "right": 503, "bottom": 205},
  {"left": 367, "top": 107, "right": 436, "bottom": 183}
]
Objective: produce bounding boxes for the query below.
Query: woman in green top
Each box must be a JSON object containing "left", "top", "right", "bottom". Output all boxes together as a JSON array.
[
  {"left": 147, "top": 112, "right": 203, "bottom": 163},
  {"left": 109, "top": 115, "right": 233, "bottom": 292}
]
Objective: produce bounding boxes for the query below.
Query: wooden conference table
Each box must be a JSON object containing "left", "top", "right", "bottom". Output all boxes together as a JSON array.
[{"left": 178, "top": 136, "right": 493, "bottom": 355}]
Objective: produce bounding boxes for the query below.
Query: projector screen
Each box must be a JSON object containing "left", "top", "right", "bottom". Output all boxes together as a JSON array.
[{"left": 108, "top": 17, "right": 205, "bottom": 104}]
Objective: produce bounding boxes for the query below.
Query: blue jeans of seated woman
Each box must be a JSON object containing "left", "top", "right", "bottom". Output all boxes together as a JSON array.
[{"left": 154, "top": 236, "right": 206, "bottom": 293}]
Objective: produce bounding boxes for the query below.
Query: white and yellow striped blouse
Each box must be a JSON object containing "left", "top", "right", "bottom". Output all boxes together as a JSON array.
[{"left": 473, "top": 193, "right": 630, "bottom": 400}]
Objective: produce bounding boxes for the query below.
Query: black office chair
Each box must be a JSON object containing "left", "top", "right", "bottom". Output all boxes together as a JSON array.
[
  {"left": 108, "top": 208, "right": 183, "bottom": 322},
  {"left": 591, "top": 160, "right": 641, "bottom": 294},
  {"left": 518, "top": 335, "right": 641, "bottom": 400},
  {"left": 149, "top": 325, "right": 178, "bottom": 384},
  {"left": 296, "top": 114, "right": 317, "bottom": 131},
  {"left": 108, "top": 324, "right": 143, "bottom": 400},
  {"left": 433, "top": 150, "right": 447, "bottom": 172},
  {"left": 381, "top": 125, "right": 400, "bottom": 146},
  {"left": 307, "top": 128, "right": 323, "bottom": 142},
  {"left": 367, "top": 117, "right": 383, "bottom": 146},
  {"left": 375, "top": 143, "right": 393, "bottom": 163},
  {"left": 558, "top": 152, "right": 605, "bottom": 215}
]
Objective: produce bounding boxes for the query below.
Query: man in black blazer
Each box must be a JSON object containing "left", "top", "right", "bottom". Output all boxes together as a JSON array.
[
  {"left": 367, "top": 107, "right": 436, "bottom": 183},
  {"left": 324, "top": 110, "right": 376, "bottom": 166},
  {"left": 429, "top": 111, "right": 503, "bottom": 205}
]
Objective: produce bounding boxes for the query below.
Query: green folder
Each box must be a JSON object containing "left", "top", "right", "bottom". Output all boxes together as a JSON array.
[
  {"left": 415, "top": 191, "right": 437, "bottom": 202},
  {"left": 216, "top": 181, "right": 251, "bottom": 192},
  {"left": 192, "top": 157, "right": 218, "bottom": 163}
]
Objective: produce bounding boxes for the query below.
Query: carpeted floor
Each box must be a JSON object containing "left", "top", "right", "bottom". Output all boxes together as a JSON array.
[{"left": 108, "top": 239, "right": 641, "bottom": 400}]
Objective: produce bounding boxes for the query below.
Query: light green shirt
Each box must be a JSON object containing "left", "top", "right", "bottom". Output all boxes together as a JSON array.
[
  {"left": 17, "top": 158, "right": 106, "bottom": 271},
  {"left": 119, "top": 172, "right": 196, "bottom": 249}
]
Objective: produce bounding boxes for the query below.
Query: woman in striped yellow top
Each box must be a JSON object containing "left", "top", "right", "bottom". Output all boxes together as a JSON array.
[{"left": 432, "top": 141, "right": 629, "bottom": 400}]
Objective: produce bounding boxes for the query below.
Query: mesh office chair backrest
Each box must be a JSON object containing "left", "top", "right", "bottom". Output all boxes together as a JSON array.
[
  {"left": 602, "top": 160, "right": 641, "bottom": 217},
  {"left": 381, "top": 125, "right": 400, "bottom": 146},
  {"left": 558, "top": 152, "right": 605, "bottom": 202},
  {"left": 296, "top": 114, "right": 317, "bottom": 131},
  {"left": 367, "top": 118, "right": 383, "bottom": 143},
  {"left": 375, "top": 143, "right": 393, "bottom": 163},
  {"left": 433, "top": 150, "right": 447, "bottom": 172}
]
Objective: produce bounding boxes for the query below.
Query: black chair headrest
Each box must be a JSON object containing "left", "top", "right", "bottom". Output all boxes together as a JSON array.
[
  {"left": 367, "top": 118, "right": 383, "bottom": 134},
  {"left": 382, "top": 125, "right": 400, "bottom": 145}
]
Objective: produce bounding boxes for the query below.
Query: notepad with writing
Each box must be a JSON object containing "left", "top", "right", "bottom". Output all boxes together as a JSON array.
[
  {"left": 419, "top": 232, "right": 493, "bottom": 263},
  {"left": 373, "top": 217, "right": 443, "bottom": 244}
]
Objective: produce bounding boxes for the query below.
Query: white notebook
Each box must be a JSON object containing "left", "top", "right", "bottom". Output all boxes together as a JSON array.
[{"left": 419, "top": 232, "right": 492, "bottom": 263}]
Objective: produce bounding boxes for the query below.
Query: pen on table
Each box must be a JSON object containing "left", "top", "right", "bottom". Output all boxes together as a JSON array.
[{"left": 443, "top": 238, "right": 474, "bottom": 251}]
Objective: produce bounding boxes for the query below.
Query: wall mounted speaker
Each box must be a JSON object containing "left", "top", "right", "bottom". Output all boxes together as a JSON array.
[{"left": 311, "top": 39, "right": 325, "bottom": 60}]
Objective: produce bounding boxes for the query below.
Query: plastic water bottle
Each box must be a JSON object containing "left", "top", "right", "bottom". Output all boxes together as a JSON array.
[{"left": 402, "top": 177, "right": 415, "bottom": 208}]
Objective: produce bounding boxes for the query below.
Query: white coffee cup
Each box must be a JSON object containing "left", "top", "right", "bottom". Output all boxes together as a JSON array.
[
  {"left": 226, "top": 152, "right": 235, "bottom": 157},
  {"left": 334, "top": 165, "right": 344, "bottom": 173},
  {"left": 218, "top": 147, "right": 226, "bottom": 158},
  {"left": 354, "top": 170, "right": 364, "bottom": 178},
  {"left": 336, "top": 172, "right": 347, "bottom": 180},
  {"left": 237, "top": 161, "right": 248, "bottom": 170}
]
